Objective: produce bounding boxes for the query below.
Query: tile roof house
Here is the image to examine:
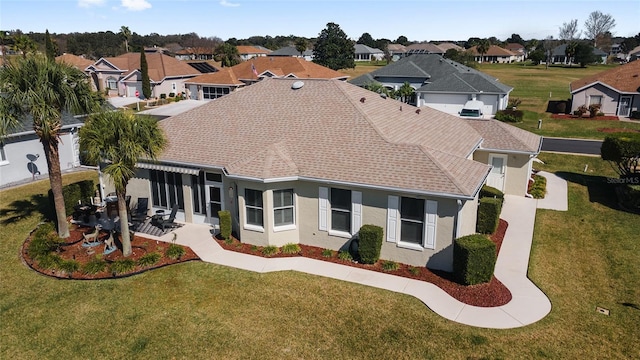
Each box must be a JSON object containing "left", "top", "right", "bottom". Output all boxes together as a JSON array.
[
  {"left": 354, "top": 44, "right": 384, "bottom": 61},
  {"left": 350, "top": 54, "right": 513, "bottom": 116},
  {"left": 268, "top": 46, "right": 314, "bottom": 61},
  {"left": 122, "top": 78, "right": 541, "bottom": 271},
  {"left": 236, "top": 45, "right": 271, "bottom": 61},
  {"left": 468, "top": 45, "right": 522, "bottom": 63},
  {"left": 184, "top": 57, "right": 348, "bottom": 100},
  {"left": 84, "top": 52, "right": 202, "bottom": 98},
  {"left": 569, "top": 60, "right": 640, "bottom": 117}
]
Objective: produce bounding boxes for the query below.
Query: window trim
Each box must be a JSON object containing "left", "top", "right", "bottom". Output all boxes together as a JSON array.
[
  {"left": 387, "top": 195, "right": 437, "bottom": 250},
  {"left": 319, "top": 187, "right": 362, "bottom": 238},
  {"left": 244, "top": 188, "right": 264, "bottom": 232},
  {"left": 272, "top": 188, "right": 295, "bottom": 231},
  {"left": 589, "top": 95, "right": 603, "bottom": 106}
]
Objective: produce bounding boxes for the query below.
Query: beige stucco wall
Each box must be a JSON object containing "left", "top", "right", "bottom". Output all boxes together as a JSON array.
[
  {"left": 474, "top": 150, "right": 532, "bottom": 197},
  {"left": 458, "top": 195, "right": 479, "bottom": 238},
  {"left": 571, "top": 84, "right": 620, "bottom": 115}
]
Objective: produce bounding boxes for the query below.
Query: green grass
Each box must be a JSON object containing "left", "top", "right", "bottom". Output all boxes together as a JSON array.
[
  {"left": 477, "top": 63, "right": 640, "bottom": 139},
  {"left": 1, "top": 167, "right": 639, "bottom": 358}
]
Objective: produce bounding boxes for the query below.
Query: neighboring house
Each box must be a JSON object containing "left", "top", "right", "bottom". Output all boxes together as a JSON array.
[
  {"left": 185, "top": 57, "right": 348, "bottom": 100},
  {"left": 122, "top": 78, "right": 540, "bottom": 271},
  {"left": 551, "top": 44, "right": 607, "bottom": 64},
  {"left": 505, "top": 43, "right": 527, "bottom": 58},
  {"left": 468, "top": 45, "right": 522, "bottom": 63},
  {"left": 354, "top": 44, "right": 384, "bottom": 61},
  {"left": 84, "top": 52, "right": 202, "bottom": 98},
  {"left": 569, "top": 60, "right": 640, "bottom": 117},
  {"left": 628, "top": 45, "right": 640, "bottom": 62},
  {"left": 237, "top": 45, "right": 271, "bottom": 61},
  {"left": 350, "top": 54, "right": 513, "bottom": 116},
  {"left": 175, "top": 47, "right": 216, "bottom": 61},
  {"left": 435, "top": 42, "right": 464, "bottom": 52},
  {"left": 405, "top": 43, "right": 446, "bottom": 55},
  {"left": 268, "top": 46, "right": 314, "bottom": 61},
  {"left": 387, "top": 43, "right": 407, "bottom": 61},
  {"left": 0, "top": 113, "right": 84, "bottom": 188}
]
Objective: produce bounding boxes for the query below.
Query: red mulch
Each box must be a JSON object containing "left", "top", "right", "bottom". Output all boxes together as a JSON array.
[
  {"left": 597, "top": 128, "right": 640, "bottom": 133},
  {"left": 22, "top": 224, "right": 199, "bottom": 280},
  {"left": 215, "top": 219, "right": 511, "bottom": 307},
  {"left": 551, "top": 114, "right": 619, "bottom": 120}
]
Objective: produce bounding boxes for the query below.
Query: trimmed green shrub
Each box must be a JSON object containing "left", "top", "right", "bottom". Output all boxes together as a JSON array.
[
  {"left": 476, "top": 197, "right": 502, "bottom": 234},
  {"left": 165, "top": 244, "right": 186, "bottom": 260},
  {"left": 358, "top": 224, "right": 383, "bottom": 264},
  {"left": 453, "top": 234, "right": 497, "bottom": 285},
  {"left": 479, "top": 185, "right": 504, "bottom": 202},
  {"left": 529, "top": 174, "right": 547, "bottom": 199},
  {"left": 262, "top": 245, "right": 279, "bottom": 257},
  {"left": 408, "top": 266, "right": 420, "bottom": 275},
  {"left": 218, "top": 210, "right": 232, "bottom": 240},
  {"left": 37, "top": 253, "right": 63, "bottom": 270},
  {"left": 138, "top": 252, "right": 161, "bottom": 267},
  {"left": 381, "top": 260, "right": 399, "bottom": 271},
  {"left": 28, "top": 223, "right": 64, "bottom": 259},
  {"left": 630, "top": 111, "right": 640, "bottom": 119},
  {"left": 601, "top": 133, "right": 640, "bottom": 178},
  {"left": 82, "top": 256, "right": 107, "bottom": 274},
  {"left": 494, "top": 109, "right": 524, "bottom": 122},
  {"left": 618, "top": 184, "right": 640, "bottom": 210},
  {"left": 321, "top": 248, "right": 333, "bottom": 257},
  {"left": 338, "top": 251, "right": 353, "bottom": 261},
  {"left": 281, "top": 243, "right": 301, "bottom": 254},
  {"left": 110, "top": 259, "right": 136, "bottom": 275},
  {"left": 58, "top": 259, "right": 80, "bottom": 276}
]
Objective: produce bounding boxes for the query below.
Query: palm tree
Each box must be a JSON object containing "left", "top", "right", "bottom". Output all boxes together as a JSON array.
[
  {"left": 79, "top": 110, "right": 166, "bottom": 256},
  {"left": 565, "top": 41, "right": 578, "bottom": 66},
  {"left": 476, "top": 39, "right": 490, "bottom": 63},
  {"left": 12, "top": 34, "right": 37, "bottom": 58},
  {"left": 119, "top": 26, "right": 132, "bottom": 53},
  {"left": 0, "top": 55, "right": 100, "bottom": 237},
  {"left": 395, "top": 82, "right": 415, "bottom": 104}
]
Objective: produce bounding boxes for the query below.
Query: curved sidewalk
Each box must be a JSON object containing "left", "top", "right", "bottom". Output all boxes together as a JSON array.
[{"left": 148, "top": 173, "right": 567, "bottom": 329}]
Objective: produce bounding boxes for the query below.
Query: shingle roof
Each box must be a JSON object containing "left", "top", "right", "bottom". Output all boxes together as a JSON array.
[
  {"left": 570, "top": 60, "right": 640, "bottom": 93},
  {"left": 435, "top": 43, "right": 463, "bottom": 52},
  {"left": 158, "top": 78, "right": 491, "bottom": 198},
  {"left": 468, "top": 45, "right": 516, "bottom": 57},
  {"left": 350, "top": 54, "right": 512, "bottom": 94},
  {"left": 552, "top": 43, "right": 607, "bottom": 57},
  {"left": 186, "top": 57, "right": 348, "bottom": 85},
  {"left": 406, "top": 43, "right": 445, "bottom": 54},
  {"left": 5, "top": 112, "right": 85, "bottom": 137},
  {"left": 355, "top": 44, "right": 383, "bottom": 54},
  {"left": 55, "top": 54, "right": 94, "bottom": 70},
  {"left": 236, "top": 45, "right": 271, "bottom": 55},
  {"left": 268, "top": 46, "right": 314, "bottom": 57},
  {"left": 466, "top": 119, "right": 542, "bottom": 153},
  {"left": 99, "top": 53, "right": 201, "bottom": 82}
]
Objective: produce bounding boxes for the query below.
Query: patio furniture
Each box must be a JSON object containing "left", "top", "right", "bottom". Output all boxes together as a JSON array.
[
  {"left": 159, "top": 204, "right": 179, "bottom": 231},
  {"left": 131, "top": 198, "right": 149, "bottom": 224}
]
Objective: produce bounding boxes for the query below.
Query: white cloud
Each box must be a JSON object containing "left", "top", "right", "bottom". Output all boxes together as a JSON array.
[
  {"left": 220, "top": 0, "right": 240, "bottom": 7},
  {"left": 78, "top": 0, "right": 106, "bottom": 7},
  {"left": 121, "top": 0, "right": 152, "bottom": 11}
]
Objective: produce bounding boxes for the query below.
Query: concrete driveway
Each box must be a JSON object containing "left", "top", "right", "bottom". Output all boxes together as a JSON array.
[{"left": 138, "top": 99, "right": 208, "bottom": 117}]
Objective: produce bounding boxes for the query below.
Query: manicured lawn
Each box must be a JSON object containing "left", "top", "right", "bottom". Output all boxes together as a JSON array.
[
  {"left": 340, "top": 61, "right": 388, "bottom": 79},
  {"left": 1, "top": 166, "right": 639, "bottom": 359}
]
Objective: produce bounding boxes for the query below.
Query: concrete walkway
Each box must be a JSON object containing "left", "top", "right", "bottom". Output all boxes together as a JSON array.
[{"left": 140, "top": 176, "right": 568, "bottom": 329}]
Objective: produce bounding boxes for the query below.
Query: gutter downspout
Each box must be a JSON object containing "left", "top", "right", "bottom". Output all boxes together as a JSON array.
[{"left": 454, "top": 199, "right": 463, "bottom": 239}]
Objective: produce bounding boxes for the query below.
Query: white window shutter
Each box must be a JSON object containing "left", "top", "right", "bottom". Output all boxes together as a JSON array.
[
  {"left": 351, "top": 191, "right": 362, "bottom": 235},
  {"left": 424, "top": 200, "right": 438, "bottom": 249},
  {"left": 387, "top": 195, "right": 399, "bottom": 243},
  {"left": 318, "top": 187, "right": 328, "bottom": 231}
]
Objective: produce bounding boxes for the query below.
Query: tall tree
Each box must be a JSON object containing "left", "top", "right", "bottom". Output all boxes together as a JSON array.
[
  {"left": 294, "top": 37, "right": 308, "bottom": 56},
  {"left": 0, "top": 55, "right": 100, "bottom": 237},
  {"left": 140, "top": 49, "right": 151, "bottom": 98},
  {"left": 565, "top": 41, "right": 578, "bottom": 66},
  {"left": 574, "top": 42, "right": 596, "bottom": 67},
  {"left": 476, "top": 39, "right": 490, "bottom": 63},
  {"left": 395, "top": 82, "right": 415, "bottom": 104},
  {"left": 13, "top": 34, "right": 37, "bottom": 58},
  {"left": 79, "top": 111, "right": 166, "bottom": 257},
  {"left": 506, "top": 33, "right": 525, "bottom": 45},
  {"left": 44, "top": 29, "right": 56, "bottom": 61},
  {"left": 584, "top": 11, "right": 616, "bottom": 47},
  {"left": 119, "top": 26, "right": 132, "bottom": 53},
  {"left": 395, "top": 35, "right": 409, "bottom": 46},
  {"left": 313, "top": 22, "right": 355, "bottom": 70},
  {"left": 214, "top": 42, "right": 241, "bottom": 67},
  {"left": 357, "top": 32, "right": 375, "bottom": 48},
  {"left": 559, "top": 19, "right": 580, "bottom": 41}
]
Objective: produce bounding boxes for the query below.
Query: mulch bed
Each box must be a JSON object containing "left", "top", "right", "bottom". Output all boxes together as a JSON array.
[
  {"left": 215, "top": 219, "right": 511, "bottom": 307},
  {"left": 551, "top": 114, "right": 619, "bottom": 121},
  {"left": 21, "top": 224, "right": 199, "bottom": 280}
]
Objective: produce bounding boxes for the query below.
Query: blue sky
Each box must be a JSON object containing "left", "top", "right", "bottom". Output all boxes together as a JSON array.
[{"left": 1, "top": 0, "right": 638, "bottom": 42}]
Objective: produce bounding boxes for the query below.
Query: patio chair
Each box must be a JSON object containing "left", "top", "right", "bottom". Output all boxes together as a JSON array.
[
  {"left": 131, "top": 197, "right": 149, "bottom": 223},
  {"left": 159, "top": 204, "right": 180, "bottom": 231}
]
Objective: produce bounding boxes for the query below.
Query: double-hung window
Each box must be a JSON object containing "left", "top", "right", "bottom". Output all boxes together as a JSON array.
[
  {"left": 245, "top": 189, "right": 264, "bottom": 228},
  {"left": 273, "top": 189, "right": 294, "bottom": 228},
  {"left": 318, "top": 187, "right": 362, "bottom": 237},
  {"left": 400, "top": 197, "right": 425, "bottom": 245},
  {"left": 106, "top": 77, "right": 117, "bottom": 90},
  {"left": 387, "top": 195, "right": 437, "bottom": 250},
  {"left": 589, "top": 95, "right": 603, "bottom": 106}
]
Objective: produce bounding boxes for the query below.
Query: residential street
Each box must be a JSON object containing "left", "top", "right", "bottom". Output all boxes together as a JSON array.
[{"left": 541, "top": 137, "right": 603, "bottom": 156}]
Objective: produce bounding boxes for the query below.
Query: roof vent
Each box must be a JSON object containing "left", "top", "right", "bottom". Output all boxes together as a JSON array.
[
  {"left": 399, "top": 105, "right": 403, "bottom": 111},
  {"left": 360, "top": 97, "right": 366, "bottom": 103},
  {"left": 416, "top": 109, "right": 421, "bottom": 114},
  {"left": 291, "top": 81, "right": 304, "bottom": 90}
]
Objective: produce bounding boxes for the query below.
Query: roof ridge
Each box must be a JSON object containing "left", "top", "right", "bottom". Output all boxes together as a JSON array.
[{"left": 418, "top": 146, "right": 477, "bottom": 195}]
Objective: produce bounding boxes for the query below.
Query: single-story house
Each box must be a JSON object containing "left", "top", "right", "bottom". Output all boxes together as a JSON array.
[
  {"left": 184, "top": 57, "right": 348, "bottom": 100},
  {"left": 405, "top": 43, "right": 446, "bottom": 55},
  {"left": 350, "top": 54, "right": 513, "bottom": 116},
  {"left": 174, "top": 47, "right": 216, "bottom": 61},
  {"left": 570, "top": 60, "right": 640, "bottom": 117},
  {"left": 387, "top": 43, "right": 407, "bottom": 61},
  {"left": 354, "top": 44, "right": 384, "bottom": 61},
  {"left": 468, "top": 45, "right": 522, "bottom": 63},
  {"left": 121, "top": 78, "right": 541, "bottom": 271},
  {"left": 435, "top": 42, "right": 463, "bottom": 52},
  {"left": 629, "top": 45, "right": 640, "bottom": 61},
  {"left": 82, "top": 52, "right": 202, "bottom": 98},
  {"left": 268, "top": 46, "right": 314, "bottom": 61},
  {"left": 237, "top": 45, "right": 271, "bottom": 61},
  {"left": 0, "top": 112, "right": 84, "bottom": 188},
  {"left": 551, "top": 44, "right": 608, "bottom": 65},
  {"left": 505, "top": 43, "right": 527, "bottom": 58}
]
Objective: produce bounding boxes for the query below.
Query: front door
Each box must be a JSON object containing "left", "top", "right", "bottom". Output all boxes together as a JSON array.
[
  {"left": 205, "top": 184, "right": 224, "bottom": 226},
  {"left": 618, "top": 96, "right": 632, "bottom": 117},
  {"left": 487, "top": 154, "right": 507, "bottom": 192}
]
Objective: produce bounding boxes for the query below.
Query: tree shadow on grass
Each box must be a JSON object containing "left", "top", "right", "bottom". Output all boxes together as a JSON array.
[
  {"left": 0, "top": 194, "right": 54, "bottom": 225},
  {"left": 555, "top": 171, "right": 620, "bottom": 211}
]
